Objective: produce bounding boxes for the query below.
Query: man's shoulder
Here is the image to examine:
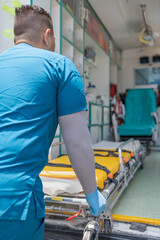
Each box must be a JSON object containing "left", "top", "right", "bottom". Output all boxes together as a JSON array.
[
  {"left": 27, "top": 46, "right": 66, "bottom": 64},
  {"left": 32, "top": 48, "right": 76, "bottom": 69},
  {"left": 38, "top": 49, "right": 77, "bottom": 71},
  {"left": 0, "top": 44, "right": 77, "bottom": 72},
  {"left": 37, "top": 49, "right": 64, "bottom": 62},
  {"left": 40, "top": 50, "right": 73, "bottom": 66},
  {"left": 0, "top": 44, "right": 66, "bottom": 64}
]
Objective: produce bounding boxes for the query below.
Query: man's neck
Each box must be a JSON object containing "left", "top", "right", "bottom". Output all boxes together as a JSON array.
[
  {"left": 15, "top": 40, "right": 46, "bottom": 50},
  {"left": 15, "top": 39, "right": 32, "bottom": 46}
]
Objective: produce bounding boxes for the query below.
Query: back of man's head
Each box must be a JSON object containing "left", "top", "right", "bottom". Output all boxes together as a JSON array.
[{"left": 14, "top": 5, "right": 53, "bottom": 45}]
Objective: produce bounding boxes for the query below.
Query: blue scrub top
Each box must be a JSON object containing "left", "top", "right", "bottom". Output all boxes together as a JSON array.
[{"left": 0, "top": 43, "right": 87, "bottom": 220}]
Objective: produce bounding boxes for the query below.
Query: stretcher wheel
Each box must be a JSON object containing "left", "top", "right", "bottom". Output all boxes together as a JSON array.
[
  {"left": 82, "top": 221, "right": 100, "bottom": 240},
  {"left": 140, "top": 160, "right": 144, "bottom": 169},
  {"left": 146, "top": 141, "right": 151, "bottom": 155},
  {"left": 139, "top": 155, "right": 144, "bottom": 170},
  {"left": 82, "top": 230, "right": 97, "bottom": 240},
  {"left": 104, "top": 218, "right": 112, "bottom": 234}
]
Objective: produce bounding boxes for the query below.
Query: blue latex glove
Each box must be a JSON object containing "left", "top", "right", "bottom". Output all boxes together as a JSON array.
[{"left": 85, "top": 189, "right": 106, "bottom": 216}]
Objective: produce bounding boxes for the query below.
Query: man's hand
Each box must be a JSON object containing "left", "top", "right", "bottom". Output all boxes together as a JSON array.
[{"left": 85, "top": 189, "right": 106, "bottom": 216}]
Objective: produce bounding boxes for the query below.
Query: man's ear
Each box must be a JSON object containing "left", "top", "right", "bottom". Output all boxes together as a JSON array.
[{"left": 43, "top": 28, "right": 51, "bottom": 48}]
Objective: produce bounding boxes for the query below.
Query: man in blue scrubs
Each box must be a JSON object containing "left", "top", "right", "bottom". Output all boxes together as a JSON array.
[{"left": 0, "top": 5, "right": 106, "bottom": 239}]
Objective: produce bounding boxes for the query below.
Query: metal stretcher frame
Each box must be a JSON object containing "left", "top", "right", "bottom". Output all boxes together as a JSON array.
[
  {"left": 120, "top": 135, "right": 152, "bottom": 155},
  {"left": 44, "top": 139, "right": 146, "bottom": 240}
]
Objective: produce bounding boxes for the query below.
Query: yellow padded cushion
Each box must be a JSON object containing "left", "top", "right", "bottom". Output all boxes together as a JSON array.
[
  {"left": 40, "top": 156, "right": 76, "bottom": 179},
  {"left": 40, "top": 149, "right": 132, "bottom": 189}
]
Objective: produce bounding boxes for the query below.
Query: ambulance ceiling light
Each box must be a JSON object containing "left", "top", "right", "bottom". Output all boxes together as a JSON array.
[{"left": 139, "top": 4, "right": 155, "bottom": 47}]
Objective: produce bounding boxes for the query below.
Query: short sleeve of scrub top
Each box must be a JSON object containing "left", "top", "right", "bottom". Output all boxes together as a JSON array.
[{"left": 56, "top": 57, "right": 88, "bottom": 116}]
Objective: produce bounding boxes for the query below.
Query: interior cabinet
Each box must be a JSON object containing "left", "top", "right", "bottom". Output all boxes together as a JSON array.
[
  {"left": 75, "top": 21, "right": 83, "bottom": 52},
  {"left": 62, "top": 7, "right": 74, "bottom": 43},
  {"left": 62, "top": 38, "right": 73, "bottom": 61}
]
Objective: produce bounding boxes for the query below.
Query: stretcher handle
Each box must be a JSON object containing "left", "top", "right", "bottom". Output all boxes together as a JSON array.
[
  {"left": 118, "top": 138, "right": 134, "bottom": 171},
  {"left": 65, "top": 210, "right": 82, "bottom": 221}
]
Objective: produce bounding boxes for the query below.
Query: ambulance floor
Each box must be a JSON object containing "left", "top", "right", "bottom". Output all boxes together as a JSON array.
[{"left": 112, "top": 151, "right": 160, "bottom": 219}]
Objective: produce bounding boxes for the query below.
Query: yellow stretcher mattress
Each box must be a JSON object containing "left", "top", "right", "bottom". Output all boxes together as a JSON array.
[{"left": 40, "top": 149, "right": 133, "bottom": 189}]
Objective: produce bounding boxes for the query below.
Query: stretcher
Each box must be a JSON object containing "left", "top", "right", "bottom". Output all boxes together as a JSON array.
[{"left": 41, "top": 139, "right": 148, "bottom": 240}]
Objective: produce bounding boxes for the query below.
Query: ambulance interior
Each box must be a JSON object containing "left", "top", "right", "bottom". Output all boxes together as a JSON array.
[{"left": 1, "top": 0, "right": 160, "bottom": 239}]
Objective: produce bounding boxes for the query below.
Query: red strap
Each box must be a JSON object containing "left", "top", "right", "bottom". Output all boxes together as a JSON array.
[{"left": 65, "top": 210, "right": 82, "bottom": 222}]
